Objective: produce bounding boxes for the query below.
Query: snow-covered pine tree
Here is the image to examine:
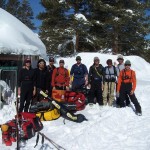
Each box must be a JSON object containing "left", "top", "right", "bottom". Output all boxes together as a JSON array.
[
  {"left": 89, "top": 0, "right": 150, "bottom": 55},
  {"left": 38, "top": 0, "right": 92, "bottom": 56},
  {"left": 38, "top": 0, "right": 70, "bottom": 55}
]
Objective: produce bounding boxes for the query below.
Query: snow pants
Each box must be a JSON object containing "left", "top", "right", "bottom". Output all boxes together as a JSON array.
[
  {"left": 19, "top": 85, "right": 33, "bottom": 112},
  {"left": 119, "top": 82, "right": 141, "bottom": 113},
  {"left": 103, "top": 82, "right": 116, "bottom": 106},
  {"left": 89, "top": 80, "right": 103, "bottom": 105},
  {"left": 116, "top": 83, "right": 130, "bottom": 106}
]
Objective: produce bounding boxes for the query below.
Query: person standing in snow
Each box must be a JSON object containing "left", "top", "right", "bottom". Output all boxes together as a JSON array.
[
  {"left": 103, "top": 59, "right": 117, "bottom": 106},
  {"left": 88, "top": 57, "right": 104, "bottom": 106},
  {"left": 34, "top": 59, "right": 50, "bottom": 101},
  {"left": 70, "top": 56, "right": 88, "bottom": 91},
  {"left": 117, "top": 60, "right": 142, "bottom": 115},
  {"left": 52, "top": 59, "right": 70, "bottom": 90},
  {"left": 18, "top": 58, "right": 36, "bottom": 112},
  {"left": 47, "top": 57, "right": 56, "bottom": 97},
  {"left": 116, "top": 55, "right": 130, "bottom": 106}
]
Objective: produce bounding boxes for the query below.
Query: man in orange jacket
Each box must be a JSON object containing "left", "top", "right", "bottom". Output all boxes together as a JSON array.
[
  {"left": 117, "top": 60, "right": 142, "bottom": 116},
  {"left": 52, "top": 59, "right": 70, "bottom": 90}
]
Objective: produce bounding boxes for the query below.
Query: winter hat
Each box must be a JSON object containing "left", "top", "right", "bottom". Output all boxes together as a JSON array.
[
  {"left": 125, "top": 60, "right": 131, "bottom": 65},
  {"left": 49, "top": 57, "right": 54, "bottom": 62},
  {"left": 76, "top": 56, "right": 81, "bottom": 61},
  {"left": 24, "top": 58, "right": 31, "bottom": 63},
  {"left": 59, "top": 59, "right": 65, "bottom": 63},
  {"left": 94, "top": 57, "right": 99, "bottom": 61},
  {"left": 117, "top": 54, "right": 124, "bottom": 60},
  {"left": 107, "top": 59, "right": 112, "bottom": 65}
]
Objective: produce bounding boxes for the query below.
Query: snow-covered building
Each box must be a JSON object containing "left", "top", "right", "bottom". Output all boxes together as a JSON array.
[{"left": 0, "top": 8, "right": 47, "bottom": 92}]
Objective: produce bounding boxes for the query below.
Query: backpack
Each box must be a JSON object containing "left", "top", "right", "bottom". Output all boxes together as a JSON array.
[
  {"left": 55, "top": 67, "right": 67, "bottom": 77},
  {"left": 105, "top": 65, "right": 117, "bottom": 76},
  {"left": 122, "top": 69, "right": 133, "bottom": 81},
  {"left": 104, "top": 65, "right": 117, "bottom": 82},
  {"left": 64, "top": 91, "right": 86, "bottom": 111},
  {"left": 19, "top": 112, "right": 43, "bottom": 132}
]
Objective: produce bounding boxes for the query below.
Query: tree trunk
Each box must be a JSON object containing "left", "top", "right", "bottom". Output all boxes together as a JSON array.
[{"left": 75, "top": 32, "right": 79, "bottom": 53}]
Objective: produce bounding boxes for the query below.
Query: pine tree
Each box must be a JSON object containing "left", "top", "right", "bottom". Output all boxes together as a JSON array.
[
  {"left": 6, "top": 0, "right": 21, "bottom": 19},
  {"left": 18, "top": 0, "right": 36, "bottom": 30},
  {"left": 38, "top": 0, "right": 92, "bottom": 55},
  {"left": 38, "top": 0, "right": 150, "bottom": 58},
  {"left": 89, "top": 0, "right": 150, "bottom": 55},
  {"left": 5, "top": 0, "right": 36, "bottom": 30},
  {"left": 38, "top": 0, "right": 72, "bottom": 55},
  {"left": 0, "top": 0, "right": 6, "bottom": 9}
]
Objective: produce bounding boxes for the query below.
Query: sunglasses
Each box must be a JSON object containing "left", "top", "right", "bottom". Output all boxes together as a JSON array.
[
  {"left": 49, "top": 61, "right": 54, "bottom": 62},
  {"left": 117, "top": 59, "right": 123, "bottom": 61},
  {"left": 125, "top": 64, "right": 131, "bottom": 66}
]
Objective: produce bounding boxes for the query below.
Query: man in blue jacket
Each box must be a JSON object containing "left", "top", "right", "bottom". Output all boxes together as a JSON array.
[{"left": 70, "top": 56, "right": 88, "bottom": 91}]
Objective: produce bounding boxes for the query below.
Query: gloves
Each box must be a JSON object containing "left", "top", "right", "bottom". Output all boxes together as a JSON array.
[{"left": 116, "top": 92, "right": 119, "bottom": 98}]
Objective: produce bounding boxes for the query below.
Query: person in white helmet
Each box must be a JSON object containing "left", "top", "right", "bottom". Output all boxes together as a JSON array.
[{"left": 116, "top": 55, "right": 130, "bottom": 107}]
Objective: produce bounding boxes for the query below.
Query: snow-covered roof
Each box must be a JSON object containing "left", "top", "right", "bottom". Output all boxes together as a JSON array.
[{"left": 0, "top": 8, "right": 47, "bottom": 57}]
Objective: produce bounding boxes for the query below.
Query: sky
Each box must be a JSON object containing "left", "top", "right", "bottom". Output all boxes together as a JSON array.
[
  {"left": 28, "top": 0, "right": 45, "bottom": 33},
  {"left": 29, "top": 0, "right": 150, "bottom": 39}
]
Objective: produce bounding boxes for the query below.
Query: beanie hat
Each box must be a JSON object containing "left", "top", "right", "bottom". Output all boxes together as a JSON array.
[
  {"left": 94, "top": 57, "right": 99, "bottom": 61},
  {"left": 107, "top": 59, "right": 112, "bottom": 65},
  {"left": 125, "top": 60, "right": 131, "bottom": 65},
  {"left": 59, "top": 59, "right": 65, "bottom": 63},
  {"left": 49, "top": 57, "right": 54, "bottom": 62},
  {"left": 76, "top": 56, "right": 81, "bottom": 61},
  {"left": 24, "top": 58, "right": 31, "bottom": 63},
  {"left": 117, "top": 54, "right": 124, "bottom": 60}
]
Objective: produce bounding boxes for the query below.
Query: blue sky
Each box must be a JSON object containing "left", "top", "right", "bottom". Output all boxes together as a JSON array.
[
  {"left": 29, "top": 0, "right": 150, "bottom": 39},
  {"left": 28, "top": 0, "right": 44, "bottom": 32}
]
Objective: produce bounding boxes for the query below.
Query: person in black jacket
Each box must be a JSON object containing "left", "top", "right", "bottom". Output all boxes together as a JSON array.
[
  {"left": 47, "top": 57, "right": 56, "bottom": 97},
  {"left": 34, "top": 59, "right": 50, "bottom": 101},
  {"left": 88, "top": 57, "right": 104, "bottom": 106},
  {"left": 18, "top": 58, "right": 36, "bottom": 112}
]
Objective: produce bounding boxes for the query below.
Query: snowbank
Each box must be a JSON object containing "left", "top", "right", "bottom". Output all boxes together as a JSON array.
[
  {"left": 0, "top": 8, "right": 46, "bottom": 57},
  {"left": 55, "top": 53, "right": 150, "bottom": 81}
]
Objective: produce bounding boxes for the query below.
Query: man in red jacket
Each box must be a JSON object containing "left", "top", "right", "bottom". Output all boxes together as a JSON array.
[{"left": 52, "top": 60, "right": 70, "bottom": 90}]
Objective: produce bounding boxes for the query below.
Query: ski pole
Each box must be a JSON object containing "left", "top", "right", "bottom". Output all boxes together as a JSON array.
[
  {"left": 38, "top": 132, "right": 66, "bottom": 150},
  {"left": 15, "top": 95, "right": 20, "bottom": 150}
]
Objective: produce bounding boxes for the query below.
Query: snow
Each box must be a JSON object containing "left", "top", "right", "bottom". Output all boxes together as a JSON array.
[
  {"left": 0, "top": 53, "right": 150, "bottom": 150},
  {"left": 114, "top": 17, "right": 119, "bottom": 21},
  {"left": 59, "top": 0, "right": 65, "bottom": 3},
  {"left": 126, "top": 9, "right": 133, "bottom": 14},
  {"left": 0, "top": 8, "right": 46, "bottom": 57},
  {"left": 75, "top": 13, "right": 87, "bottom": 21}
]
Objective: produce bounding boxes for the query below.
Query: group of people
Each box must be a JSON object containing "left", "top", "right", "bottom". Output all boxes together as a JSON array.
[{"left": 18, "top": 54, "right": 142, "bottom": 116}]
